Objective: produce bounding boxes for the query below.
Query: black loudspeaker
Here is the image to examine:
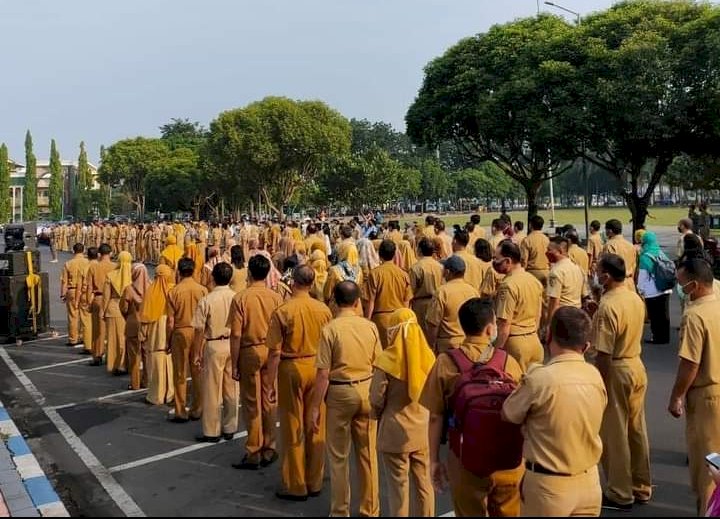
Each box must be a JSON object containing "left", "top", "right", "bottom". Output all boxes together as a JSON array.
[
  {"left": 0, "top": 273, "right": 50, "bottom": 340},
  {"left": 0, "top": 251, "right": 41, "bottom": 276}
]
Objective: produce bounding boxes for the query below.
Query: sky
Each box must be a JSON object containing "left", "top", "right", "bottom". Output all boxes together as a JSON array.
[{"left": 1, "top": 0, "right": 614, "bottom": 164}]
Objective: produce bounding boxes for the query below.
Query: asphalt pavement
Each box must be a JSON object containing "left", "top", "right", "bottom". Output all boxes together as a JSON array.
[{"left": 0, "top": 229, "right": 700, "bottom": 517}]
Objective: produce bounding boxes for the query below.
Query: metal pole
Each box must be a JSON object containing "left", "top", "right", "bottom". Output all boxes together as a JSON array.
[
  {"left": 583, "top": 156, "right": 590, "bottom": 241},
  {"left": 549, "top": 172, "right": 556, "bottom": 228}
]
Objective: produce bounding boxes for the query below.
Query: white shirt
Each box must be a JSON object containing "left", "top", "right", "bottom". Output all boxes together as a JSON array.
[{"left": 637, "top": 269, "right": 672, "bottom": 299}]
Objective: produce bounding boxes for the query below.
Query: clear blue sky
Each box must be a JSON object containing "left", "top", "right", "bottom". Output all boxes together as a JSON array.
[{"left": 1, "top": 0, "right": 613, "bottom": 164}]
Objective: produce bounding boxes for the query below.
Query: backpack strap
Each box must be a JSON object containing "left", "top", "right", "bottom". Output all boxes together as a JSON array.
[
  {"left": 486, "top": 348, "right": 509, "bottom": 372},
  {"left": 446, "top": 348, "right": 474, "bottom": 375}
]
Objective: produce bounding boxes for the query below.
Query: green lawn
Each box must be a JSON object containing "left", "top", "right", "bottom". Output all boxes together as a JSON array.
[{"left": 399, "top": 206, "right": 688, "bottom": 229}]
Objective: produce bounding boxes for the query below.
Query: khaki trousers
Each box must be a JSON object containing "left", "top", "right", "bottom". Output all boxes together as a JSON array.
[
  {"left": 171, "top": 328, "right": 203, "bottom": 420},
  {"left": 146, "top": 317, "right": 174, "bottom": 405},
  {"left": 126, "top": 336, "right": 142, "bottom": 390},
  {"left": 79, "top": 304, "right": 92, "bottom": 352},
  {"left": 521, "top": 466, "right": 601, "bottom": 517},
  {"left": 371, "top": 312, "right": 395, "bottom": 349},
  {"left": 686, "top": 384, "right": 720, "bottom": 515},
  {"left": 105, "top": 317, "right": 126, "bottom": 373},
  {"left": 278, "top": 357, "right": 325, "bottom": 496},
  {"left": 90, "top": 296, "right": 106, "bottom": 361},
  {"left": 201, "top": 339, "right": 239, "bottom": 437},
  {"left": 239, "top": 345, "right": 276, "bottom": 462},
  {"left": 382, "top": 449, "right": 434, "bottom": 517},
  {"left": 528, "top": 269, "right": 549, "bottom": 331},
  {"left": 505, "top": 334, "right": 544, "bottom": 373},
  {"left": 411, "top": 298, "right": 433, "bottom": 340},
  {"left": 600, "top": 357, "right": 651, "bottom": 505},
  {"left": 448, "top": 452, "right": 522, "bottom": 517},
  {"left": 326, "top": 381, "right": 379, "bottom": 517},
  {"left": 66, "top": 289, "right": 80, "bottom": 344}
]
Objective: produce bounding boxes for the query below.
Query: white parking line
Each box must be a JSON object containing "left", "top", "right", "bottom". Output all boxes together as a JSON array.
[
  {"left": 24, "top": 358, "right": 90, "bottom": 372},
  {"left": 0, "top": 347, "right": 146, "bottom": 517},
  {"left": 51, "top": 387, "right": 150, "bottom": 411},
  {"left": 8, "top": 334, "right": 69, "bottom": 345}
]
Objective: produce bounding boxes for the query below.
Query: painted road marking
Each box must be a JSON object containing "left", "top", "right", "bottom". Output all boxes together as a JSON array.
[
  {"left": 0, "top": 347, "right": 146, "bottom": 517},
  {"left": 24, "top": 358, "right": 90, "bottom": 373}
]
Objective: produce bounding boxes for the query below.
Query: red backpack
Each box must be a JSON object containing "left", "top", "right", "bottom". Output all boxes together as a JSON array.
[{"left": 446, "top": 348, "right": 524, "bottom": 478}]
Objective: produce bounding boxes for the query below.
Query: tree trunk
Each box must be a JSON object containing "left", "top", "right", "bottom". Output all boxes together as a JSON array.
[
  {"left": 525, "top": 182, "right": 542, "bottom": 226},
  {"left": 624, "top": 192, "right": 650, "bottom": 235}
]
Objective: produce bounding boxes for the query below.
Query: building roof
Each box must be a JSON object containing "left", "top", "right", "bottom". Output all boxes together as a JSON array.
[{"left": 35, "top": 159, "right": 98, "bottom": 169}]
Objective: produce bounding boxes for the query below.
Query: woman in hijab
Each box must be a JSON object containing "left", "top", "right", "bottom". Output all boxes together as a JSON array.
[
  {"left": 293, "top": 241, "right": 308, "bottom": 266},
  {"left": 160, "top": 235, "right": 184, "bottom": 281},
  {"left": 183, "top": 237, "right": 204, "bottom": 283},
  {"left": 395, "top": 240, "right": 417, "bottom": 273},
  {"left": 357, "top": 237, "right": 380, "bottom": 282},
  {"left": 248, "top": 239, "right": 281, "bottom": 291},
  {"left": 309, "top": 249, "right": 328, "bottom": 301},
  {"left": 140, "top": 264, "right": 175, "bottom": 406},
  {"left": 103, "top": 251, "right": 132, "bottom": 375},
  {"left": 229, "top": 245, "right": 248, "bottom": 292},
  {"left": 637, "top": 231, "right": 672, "bottom": 344},
  {"left": 324, "top": 243, "right": 364, "bottom": 316},
  {"left": 370, "top": 308, "right": 435, "bottom": 517},
  {"left": 120, "top": 263, "right": 150, "bottom": 390}
]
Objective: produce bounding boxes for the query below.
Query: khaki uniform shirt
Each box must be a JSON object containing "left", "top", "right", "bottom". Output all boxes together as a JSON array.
[
  {"left": 409, "top": 257, "right": 443, "bottom": 301},
  {"left": 87, "top": 259, "right": 117, "bottom": 297},
  {"left": 521, "top": 231, "right": 550, "bottom": 272},
  {"left": 467, "top": 227, "right": 487, "bottom": 254},
  {"left": 591, "top": 285, "right": 645, "bottom": 359},
  {"left": 587, "top": 233, "right": 603, "bottom": 267},
  {"left": 489, "top": 232, "right": 505, "bottom": 251},
  {"left": 502, "top": 353, "right": 607, "bottom": 474},
  {"left": 230, "top": 267, "right": 248, "bottom": 293},
  {"left": 514, "top": 231, "right": 527, "bottom": 245},
  {"left": 420, "top": 336, "right": 523, "bottom": 415},
  {"left": 227, "top": 285, "right": 284, "bottom": 347},
  {"left": 568, "top": 244, "right": 590, "bottom": 277},
  {"left": 167, "top": 277, "right": 208, "bottom": 328},
  {"left": 426, "top": 279, "right": 480, "bottom": 343},
  {"left": 316, "top": 310, "right": 382, "bottom": 382},
  {"left": 192, "top": 285, "right": 235, "bottom": 340},
  {"left": 495, "top": 269, "right": 543, "bottom": 335},
  {"left": 363, "top": 262, "right": 413, "bottom": 314},
  {"left": 679, "top": 294, "right": 720, "bottom": 389},
  {"left": 266, "top": 292, "right": 332, "bottom": 358},
  {"left": 603, "top": 235, "right": 637, "bottom": 278},
  {"left": 479, "top": 264, "right": 504, "bottom": 298},
  {"left": 546, "top": 257, "right": 588, "bottom": 308},
  {"left": 62, "top": 254, "right": 88, "bottom": 290},
  {"left": 454, "top": 250, "right": 485, "bottom": 291}
]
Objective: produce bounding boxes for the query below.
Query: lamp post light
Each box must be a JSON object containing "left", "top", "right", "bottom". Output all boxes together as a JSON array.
[{"left": 544, "top": 1, "right": 581, "bottom": 24}]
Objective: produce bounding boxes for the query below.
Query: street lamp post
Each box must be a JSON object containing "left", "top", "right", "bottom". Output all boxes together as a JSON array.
[{"left": 544, "top": 1, "right": 580, "bottom": 24}]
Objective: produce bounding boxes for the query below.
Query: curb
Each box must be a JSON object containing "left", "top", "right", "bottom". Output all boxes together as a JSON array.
[{"left": 0, "top": 405, "right": 68, "bottom": 517}]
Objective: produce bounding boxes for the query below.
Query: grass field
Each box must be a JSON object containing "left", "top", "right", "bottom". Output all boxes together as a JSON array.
[{"left": 399, "top": 206, "right": 689, "bottom": 229}]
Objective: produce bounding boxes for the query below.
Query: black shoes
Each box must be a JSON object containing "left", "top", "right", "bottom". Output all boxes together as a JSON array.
[
  {"left": 195, "top": 435, "right": 221, "bottom": 443},
  {"left": 168, "top": 416, "right": 189, "bottom": 424},
  {"left": 308, "top": 490, "right": 321, "bottom": 498},
  {"left": 275, "top": 491, "right": 307, "bottom": 502},
  {"left": 601, "top": 495, "right": 632, "bottom": 511},
  {"left": 261, "top": 451, "right": 279, "bottom": 468},
  {"left": 223, "top": 433, "right": 235, "bottom": 441},
  {"left": 232, "top": 456, "right": 260, "bottom": 471}
]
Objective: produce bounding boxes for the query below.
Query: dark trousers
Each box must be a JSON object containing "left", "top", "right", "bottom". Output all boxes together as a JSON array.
[{"left": 645, "top": 294, "right": 670, "bottom": 344}]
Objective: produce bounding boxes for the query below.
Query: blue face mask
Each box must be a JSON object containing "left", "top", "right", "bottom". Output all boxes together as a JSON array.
[{"left": 676, "top": 283, "right": 687, "bottom": 301}]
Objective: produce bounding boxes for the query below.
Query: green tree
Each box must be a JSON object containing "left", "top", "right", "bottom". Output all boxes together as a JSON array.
[
  {"left": 666, "top": 154, "right": 720, "bottom": 193},
  {"left": 48, "top": 139, "right": 63, "bottom": 220},
  {"left": 418, "top": 158, "right": 450, "bottom": 202},
  {"left": 99, "top": 137, "right": 171, "bottom": 218},
  {"left": 0, "top": 144, "right": 10, "bottom": 223},
  {"left": 407, "top": 15, "right": 584, "bottom": 221},
  {"left": 23, "top": 130, "right": 38, "bottom": 221},
  {"left": 159, "top": 118, "right": 208, "bottom": 152},
  {"left": 206, "top": 96, "right": 351, "bottom": 218},
  {"left": 350, "top": 119, "right": 413, "bottom": 159},
  {"left": 73, "top": 141, "right": 93, "bottom": 219},
  {"left": 145, "top": 147, "right": 201, "bottom": 213}
]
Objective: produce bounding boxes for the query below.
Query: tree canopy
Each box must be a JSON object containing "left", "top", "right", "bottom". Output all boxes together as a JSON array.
[
  {"left": 23, "top": 130, "right": 37, "bottom": 221},
  {"left": 0, "top": 144, "right": 10, "bottom": 223},
  {"left": 49, "top": 139, "right": 63, "bottom": 220}
]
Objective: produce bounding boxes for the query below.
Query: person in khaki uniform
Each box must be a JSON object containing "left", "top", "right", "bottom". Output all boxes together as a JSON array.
[
  {"left": 371, "top": 307, "right": 436, "bottom": 517},
  {"left": 103, "top": 251, "right": 132, "bottom": 374},
  {"left": 668, "top": 259, "right": 720, "bottom": 515},
  {"left": 493, "top": 241, "right": 544, "bottom": 372},
  {"left": 513, "top": 221, "right": 527, "bottom": 244},
  {"left": 466, "top": 214, "right": 486, "bottom": 254},
  {"left": 521, "top": 215, "right": 550, "bottom": 287},
  {"left": 409, "top": 238, "right": 443, "bottom": 338},
  {"left": 421, "top": 298, "right": 524, "bottom": 517},
  {"left": 61, "top": 243, "right": 89, "bottom": 346},
  {"left": 120, "top": 263, "right": 149, "bottom": 391},
  {"left": 227, "top": 255, "right": 283, "bottom": 469},
  {"left": 591, "top": 254, "right": 651, "bottom": 510},
  {"left": 474, "top": 239, "right": 502, "bottom": 298},
  {"left": 489, "top": 219, "right": 506, "bottom": 251},
  {"left": 166, "top": 259, "right": 208, "bottom": 422},
  {"left": 452, "top": 230, "right": 485, "bottom": 291},
  {"left": 310, "top": 281, "right": 381, "bottom": 517},
  {"left": 545, "top": 236, "right": 590, "bottom": 341},
  {"left": 567, "top": 230, "right": 590, "bottom": 277},
  {"left": 266, "top": 266, "right": 333, "bottom": 501},
  {"left": 426, "top": 256, "right": 480, "bottom": 353},
  {"left": 363, "top": 240, "right": 413, "bottom": 348},
  {"left": 602, "top": 219, "right": 637, "bottom": 292},
  {"left": 191, "top": 263, "right": 239, "bottom": 443},
  {"left": 76, "top": 247, "right": 98, "bottom": 355},
  {"left": 86, "top": 244, "right": 117, "bottom": 366},
  {"left": 503, "top": 307, "right": 607, "bottom": 516},
  {"left": 433, "top": 220, "right": 453, "bottom": 260}
]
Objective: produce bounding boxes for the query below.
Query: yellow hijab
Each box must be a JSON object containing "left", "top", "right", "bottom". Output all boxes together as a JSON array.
[
  {"left": 374, "top": 308, "right": 436, "bottom": 402},
  {"left": 310, "top": 249, "right": 328, "bottom": 285},
  {"left": 107, "top": 251, "right": 133, "bottom": 295},
  {"left": 161, "top": 235, "right": 184, "bottom": 267},
  {"left": 139, "top": 264, "right": 175, "bottom": 323},
  {"left": 337, "top": 239, "right": 359, "bottom": 266}
]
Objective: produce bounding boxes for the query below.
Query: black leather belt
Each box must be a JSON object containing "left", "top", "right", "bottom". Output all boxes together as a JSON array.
[
  {"left": 207, "top": 335, "right": 229, "bottom": 342},
  {"left": 525, "top": 461, "right": 571, "bottom": 477},
  {"left": 329, "top": 376, "right": 372, "bottom": 386}
]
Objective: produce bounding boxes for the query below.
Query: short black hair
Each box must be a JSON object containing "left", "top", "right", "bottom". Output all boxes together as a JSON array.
[
  {"left": 498, "top": 240, "right": 522, "bottom": 263},
  {"left": 334, "top": 281, "right": 360, "bottom": 307},
  {"left": 293, "top": 265, "right": 315, "bottom": 287},
  {"left": 306, "top": 223, "right": 317, "bottom": 235},
  {"left": 340, "top": 225, "right": 353, "bottom": 239},
  {"left": 679, "top": 258, "right": 715, "bottom": 287},
  {"left": 549, "top": 235, "right": 569, "bottom": 253},
  {"left": 454, "top": 230, "right": 470, "bottom": 247},
  {"left": 418, "top": 237, "right": 435, "bottom": 257},
  {"left": 529, "top": 215, "right": 544, "bottom": 231},
  {"left": 99, "top": 243, "right": 112, "bottom": 256},
  {"left": 73, "top": 243, "right": 84, "bottom": 254},
  {"left": 514, "top": 221, "right": 524, "bottom": 232},
  {"left": 590, "top": 220, "right": 601, "bottom": 231},
  {"left": 389, "top": 220, "right": 400, "bottom": 231},
  {"left": 435, "top": 220, "right": 446, "bottom": 232},
  {"left": 425, "top": 215, "right": 436, "bottom": 225},
  {"left": 87, "top": 247, "right": 98, "bottom": 260},
  {"left": 566, "top": 230, "right": 580, "bottom": 245},
  {"left": 470, "top": 214, "right": 481, "bottom": 225},
  {"left": 474, "top": 238, "right": 492, "bottom": 262},
  {"left": 248, "top": 255, "right": 271, "bottom": 281},
  {"left": 491, "top": 218, "right": 503, "bottom": 230},
  {"left": 212, "top": 262, "right": 233, "bottom": 286},
  {"left": 178, "top": 258, "right": 195, "bottom": 278},
  {"left": 605, "top": 219, "right": 622, "bottom": 235},
  {"left": 458, "top": 298, "right": 495, "bottom": 336},
  {"left": 550, "top": 307, "right": 591, "bottom": 350},
  {"left": 379, "top": 240, "right": 396, "bottom": 261},
  {"left": 598, "top": 253, "right": 626, "bottom": 282}
]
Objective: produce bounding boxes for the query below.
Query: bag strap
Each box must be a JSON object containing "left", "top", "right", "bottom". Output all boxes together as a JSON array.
[
  {"left": 487, "top": 348, "right": 508, "bottom": 371},
  {"left": 446, "top": 348, "right": 474, "bottom": 375}
]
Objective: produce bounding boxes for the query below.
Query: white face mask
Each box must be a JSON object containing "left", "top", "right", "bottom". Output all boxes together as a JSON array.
[
  {"left": 676, "top": 283, "right": 687, "bottom": 301},
  {"left": 490, "top": 325, "right": 498, "bottom": 344}
]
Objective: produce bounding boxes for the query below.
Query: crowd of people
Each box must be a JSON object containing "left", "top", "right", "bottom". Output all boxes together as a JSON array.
[{"left": 54, "top": 210, "right": 720, "bottom": 517}]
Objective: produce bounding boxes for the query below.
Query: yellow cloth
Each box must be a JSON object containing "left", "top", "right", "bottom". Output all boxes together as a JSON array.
[
  {"left": 25, "top": 251, "right": 42, "bottom": 332},
  {"left": 310, "top": 250, "right": 328, "bottom": 286},
  {"left": 337, "top": 240, "right": 360, "bottom": 266},
  {"left": 140, "top": 264, "right": 175, "bottom": 323},
  {"left": 374, "top": 308, "right": 436, "bottom": 402},
  {"left": 107, "top": 251, "right": 133, "bottom": 296},
  {"left": 634, "top": 229, "right": 646, "bottom": 246},
  {"left": 161, "top": 235, "right": 184, "bottom": 267}
]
